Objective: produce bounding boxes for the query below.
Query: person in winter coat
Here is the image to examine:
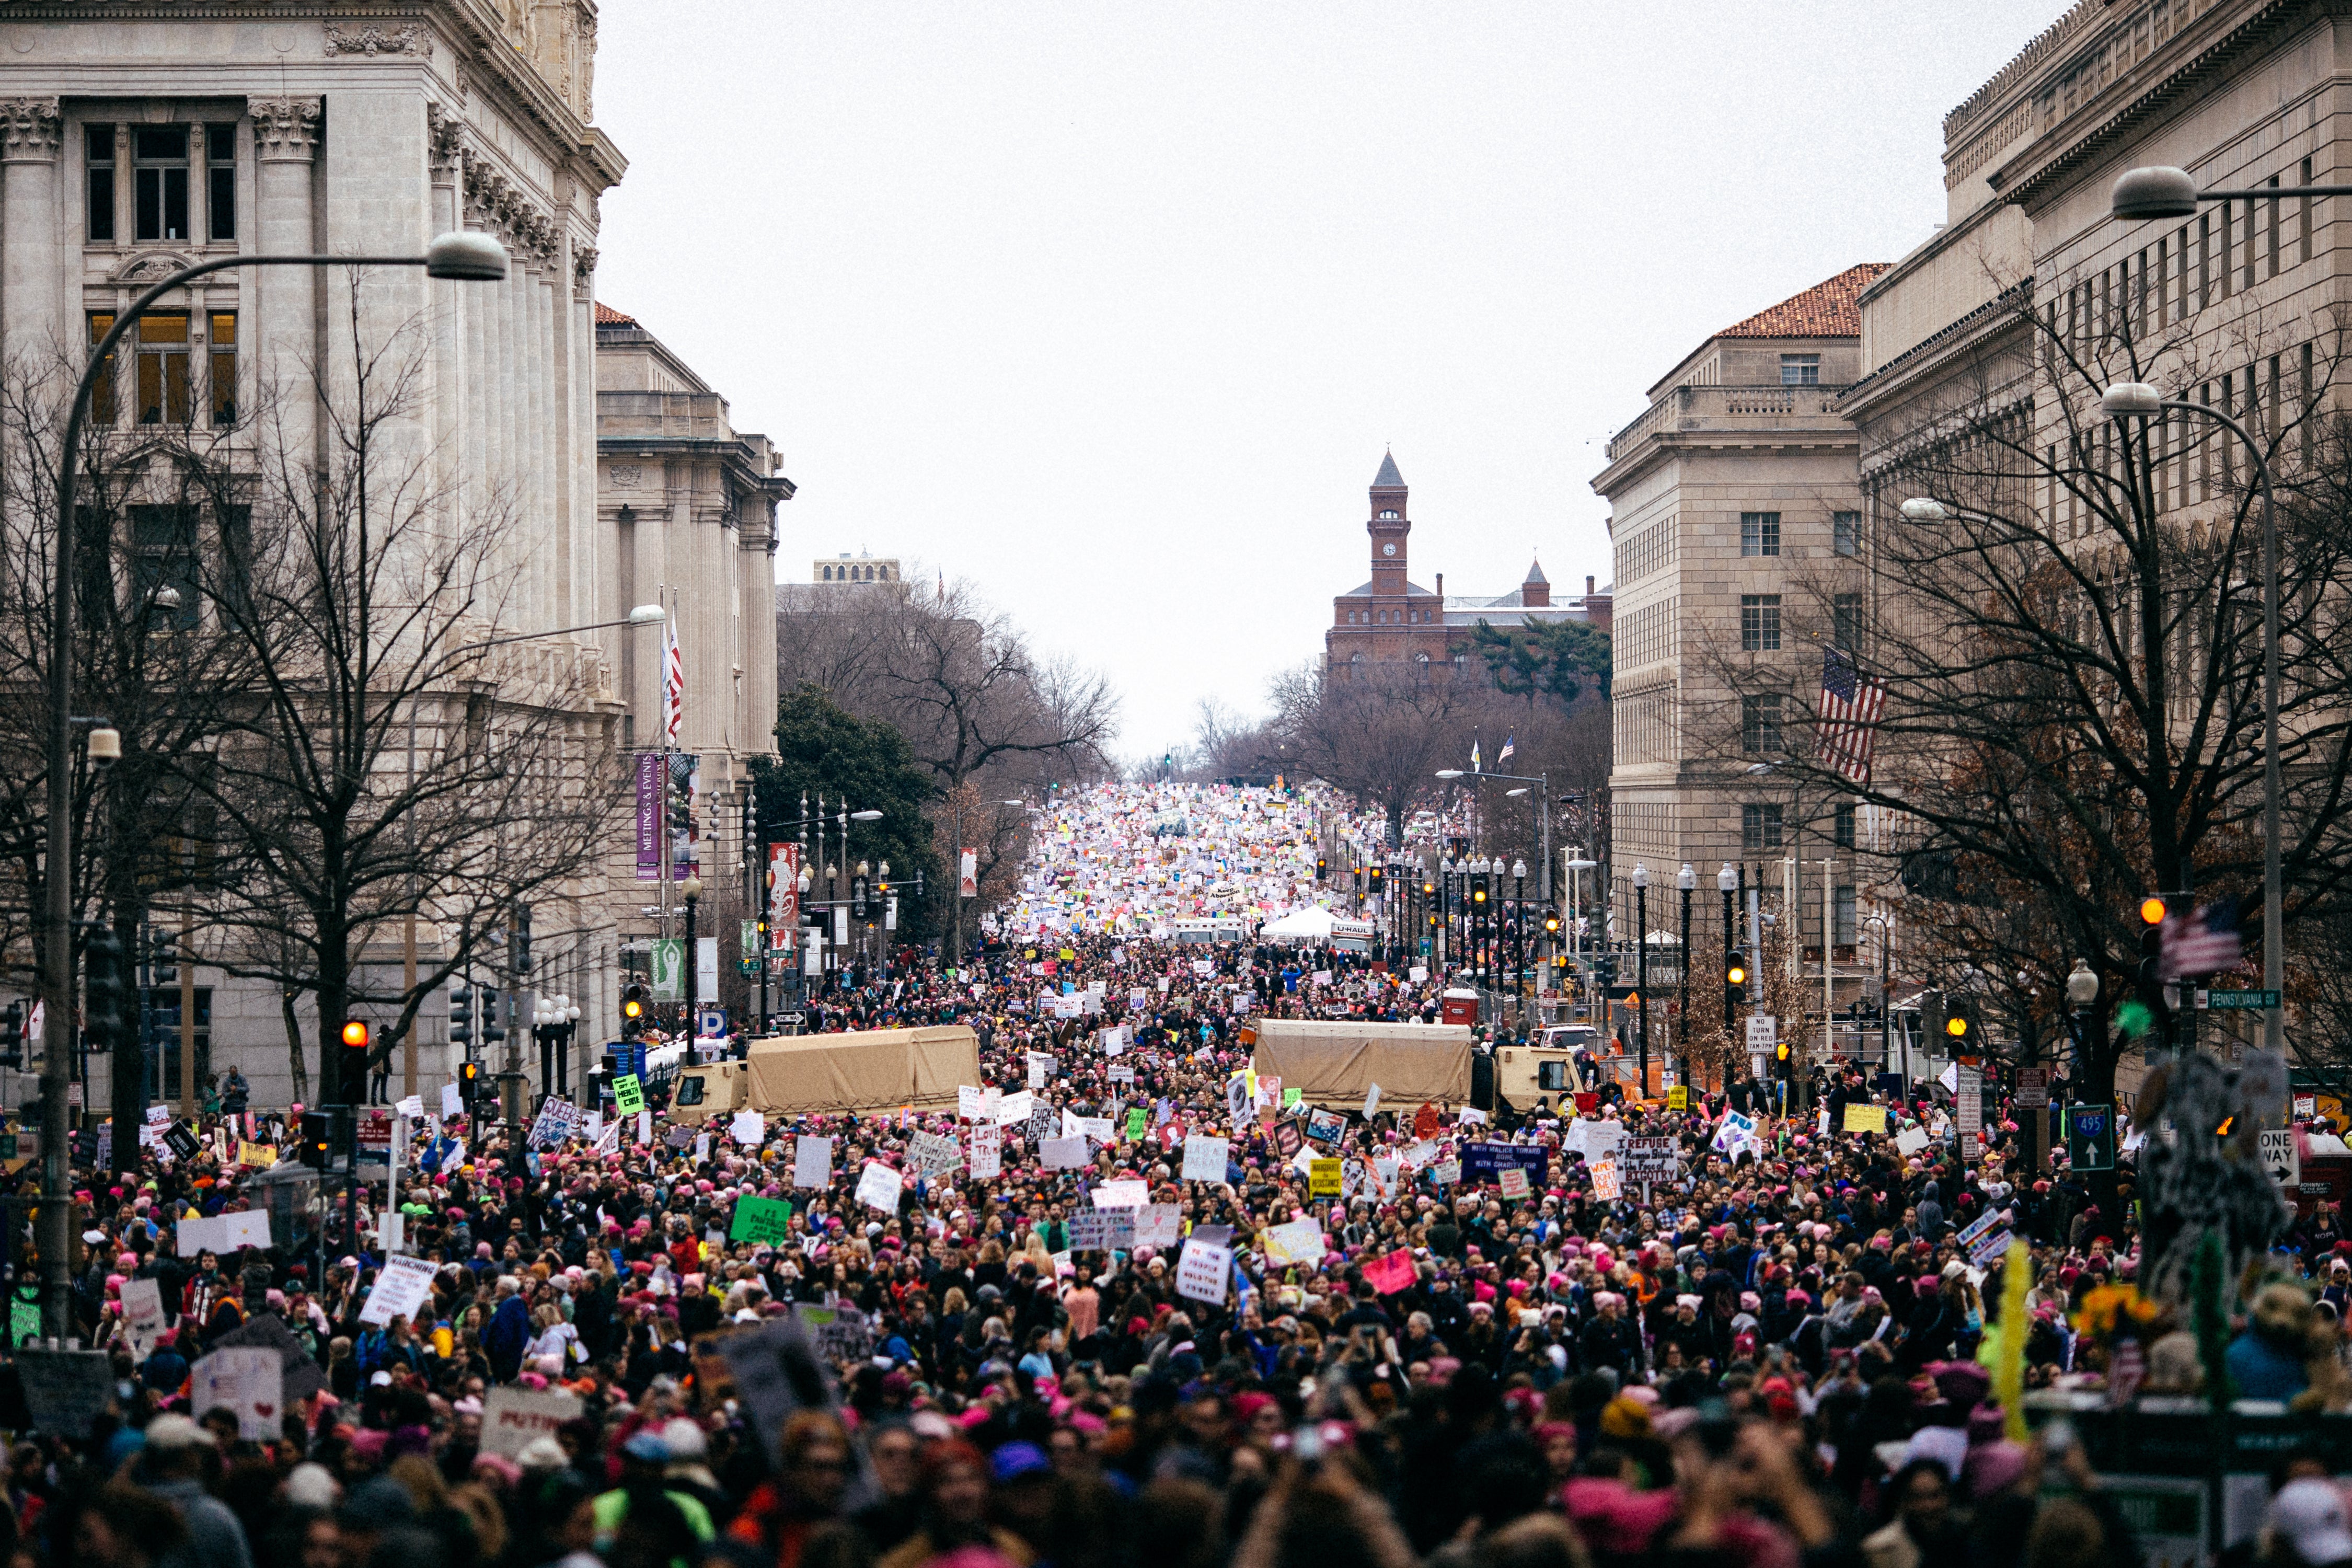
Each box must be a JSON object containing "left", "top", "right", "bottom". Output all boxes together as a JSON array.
[{"left": 483, "top": 1276, "right": 533, "bottom": 1382}]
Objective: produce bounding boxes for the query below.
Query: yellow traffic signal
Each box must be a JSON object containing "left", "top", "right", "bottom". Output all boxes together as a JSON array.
[
  {"left": 1945, "top": 1014, "right": 1968, "bottom": 1039},
  {"left": 2140, "top": 896, "right": 2168, "bottom": 926},
  {"left": 621, "top": 998, "right": 643, "bottom": 1020},
  {"left": 1726, "top": 962, "right": 1747, "bottom": 986}
]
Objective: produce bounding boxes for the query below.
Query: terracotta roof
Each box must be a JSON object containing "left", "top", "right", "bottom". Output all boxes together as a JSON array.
[
  {"left": 1715, "top": 263, "right": 1889, "bottom": 339},
  {"left": 594, "top": 302, "right": 635, "bottom": 326}
]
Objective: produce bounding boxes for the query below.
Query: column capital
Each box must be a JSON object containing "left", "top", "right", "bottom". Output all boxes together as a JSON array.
[
  {"left": 0, "top": 98, "right": 61, "bottom": 163},
  {"left": 251, "top": 96, "right": 322, "bottom": 163},
  {"left": 425, "top": 100, "right": 465, "bottom": 181}
]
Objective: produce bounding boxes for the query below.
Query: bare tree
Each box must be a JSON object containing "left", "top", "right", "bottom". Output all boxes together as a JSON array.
[
  {"left": 186, "top": 284, "right": 617, "bottom": 1105},
  {"left": 1270, "top": 659, "right": 1469, "bottom": 848}
]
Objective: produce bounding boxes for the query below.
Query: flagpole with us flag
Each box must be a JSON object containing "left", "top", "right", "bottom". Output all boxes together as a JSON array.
[{"left": 1815, "top": 647, "right": 1886, "bottom": 787}]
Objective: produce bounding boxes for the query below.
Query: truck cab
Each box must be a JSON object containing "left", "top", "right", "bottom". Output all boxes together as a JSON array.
[
  {"left": 667, "top": 1059, "right": 747, "bottom": 1125},
  {"left": 1491, "top": 1025, "right": 1646, "bottom": 1118}
]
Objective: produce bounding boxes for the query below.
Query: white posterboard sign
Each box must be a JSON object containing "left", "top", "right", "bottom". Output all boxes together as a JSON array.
[
  {"left": 793, "top": 1135, "right": 833, "bottom": 1189},
  {"left": 1175, "top": 1237, "right": 1232, "bottom": 1305},
  {"left": 969, "top": 1124, "right": 1002, "bottom": 1179},
  {"left": 359, "top": 1253, "right": 439, "bottom": 1328},
  {"left": 1091, "top": 1179, "right": 1149, "bottom": 1208},
  {"left": 731, "top": 1110, "right": 766, "bottom": 1145},
  {"left": 480, "top": 1385, "right": 585, "bottom": 1458},
  {"left": 855, "top": 1161, "right": 904, "bottom": 1213},
  {"left": 120, "top": 1277, "right": 166, "bottom": 1358},
  {"left": 1039, "top": 1135, "right": 1090, "bottom": 1170},
  {"left": 1181, "top": 1134, "right": 1231, "bottom": 1183},
  {"left": 1134, "top": 1204, "right": 1182, "bottom": 1248},
  {"left": 189, "top": 1347, "right": 283, "bottom": 1440}
]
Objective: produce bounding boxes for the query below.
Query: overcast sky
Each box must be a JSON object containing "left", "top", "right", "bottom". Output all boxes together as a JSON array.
[{"left": 594, "top": 2, "right": 2062, "bottom": 763}]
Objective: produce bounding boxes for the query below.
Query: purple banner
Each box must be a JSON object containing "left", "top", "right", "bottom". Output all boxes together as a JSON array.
[{"left": 636, "top": 753, "right": 661, "bottom": 880}]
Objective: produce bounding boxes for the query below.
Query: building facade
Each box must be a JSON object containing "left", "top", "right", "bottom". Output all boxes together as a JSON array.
[
  {"left": 1595, "top": 265, "right": 1886, "bottom": 962},
  {"left": 595, "top": 303, "right": 791, "bottom": 1034},
  {"left": 0, "top": 1, "right": 636, "bottom": 1111}
]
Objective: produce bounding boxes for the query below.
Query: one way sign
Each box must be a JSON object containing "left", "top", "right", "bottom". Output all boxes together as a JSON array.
[{"left": 2258, "top": 1128, "right": 2300, "bottom": 1188}]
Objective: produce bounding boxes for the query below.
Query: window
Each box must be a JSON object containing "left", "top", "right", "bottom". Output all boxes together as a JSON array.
[
  {"left": 206, "top": 124, "right": 235, "bottom": 241},
  {"left": 134, "top": 312, "right": 191, "bottom": 425},
  {"left": 1741, "top": 693, "right": 1783, "bottom": 754},
  {"left": 207, "top": 311, "right": 236, "bottom": 426},
  {"left": 1833, "top": 510, "right": 1861, "bottom": 557},
  {"left": 1832, "top": 592, "right": 1863, "bottom": 651},
  {"left": 1740, "top": 512, "right": 1781, "bottom": 556},
  {"left": 1834, "top": 885, "right": 1858, "bottom": 947},
  {"left": 1742, "top": 803, "right": 1784, "bottom": 852},
  {"left": 1834, "top": 803, "right": 1857, "bottom": 849},
  {"left": 1377, "top": 509, "right": 1400, "bottom": 520},
  {"left": 86, "top": 123, "right": 114, "bottom": 243},
  {"left": 130, "top": 505, "right": 201, "bottom": 629},
  {"left": 1780, "top": 354, "right": 1820, "bottom": 386},
  {"left": 133, "top": 125, "right": 190, "bottom": 243},
  {"left": 1537, "top": 1059, "right": 1570, "bottom": 1092},
  {"left": 1740, "top": 594, "right": 1781, "bottom": 651},
  {"left": 87, "top": 313, "right": 118, "bottom": 425}
]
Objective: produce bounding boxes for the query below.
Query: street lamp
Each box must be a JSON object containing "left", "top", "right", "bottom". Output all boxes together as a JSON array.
[
  {"left": 2097, "top": 384, "right": 2284, "bottom": 1062},
  {"left": 1565, "top": 851, "right": 1597, "bottom": 1017},
  {"left": 1631, "top": 863, "right": 1650, "bottom": 1094},
  {"left": 38, "top": 229, "right": 509, "bottom": 1336},
  {"left": 1719, "top": 863, "right": 1739, "bottom": 1081},
  {"left": 1677, "top": 863, "right": 1696, "bottom": 1087},
  {"left": 682, "top": 873, "right": 704, "bottom": 1027},
  {"left": 1866, "top": 911, "right": 1898, "bottom": 1097},
  {"left": 1512, "top": 858, "right": 1529, "bottom": 1006}
]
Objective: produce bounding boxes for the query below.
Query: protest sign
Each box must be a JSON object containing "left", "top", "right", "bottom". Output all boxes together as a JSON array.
[
  {"left": 993, "top": 1089, "right": 1033, "bottom": 1127},
  {"left": 1895, "top": 1125, "right": 1931, "bottom": 1157},
  {"left": 730, "top": 1196, "right": 794, "bottom": 1246},
  {"left": 1039, "top": 1135, "right": 1090, "bottom": 1170},
  {"left": 1181, "top": 1134, "right": 1230, "bottom": 1183},
  {"left": 1363, "top": 1083, "right": 1382, "bottom": 1120},
  {"left": 1842, "top": 1103, "right": 1888, "bottom": 1135},
  {"left": 1133, "top": 1204, "right": 1182, "bottom": 1248},
  {"left": 359, "top": 1253, "right": 437, "bottom": 1328},
  {"left": 481, "top": 1386, "right": 584, "bottom": 1458},
  {"left": 793, "top": 1135, "right": 833, "bottom": 1189},
  {"left": 120, "top": 1277, "right": 165, "bottom": 1357},
  {"left": 1305, "top": 1108, "right": 1347, "bottom": 1144},
  {"left": 1497, "top": 1167, "right": 1531, "bottom": 1201},
  {"left": 731, "top": 1110, "right": 766, "bottom": 1145},
  {"left": 14, "top": 1348, "right": 112, "bottom": 1438},
  {"left": 1262, "top": 1217, "right": 1324, "bottom": 1266},
  {"left": 1589, "top": 1159, "right": 1622, "bottom": 1201},
  {"left": 855, "top": 1162, "right": 903, "bottom": 1213},
  {"left": 908, "top": 1132, "right": 963, "bottom": 1178},
  {"left": 1362, "top": 1248, "right": 1416, "bottom": 1295},
  {"left": 189, "top": 1347, "right": 282, "bottom": 1440},
  {"left": 1092, "top": 1179, "right": 1149, "bottom": 1208},
  {"left": 1175, "top": 1237, "right": 1232, "bottom": 1305},
  {"left": 612, "top": 1075, "right": 644, "bottom": 1115},
  {"left": 968, "top": 1124, "right": 1002, "bottom": 1179},
  {"left": 1068, "top": 1208, "right": 1133, "bottom": 1251},
  {"left": 1429, "top": 1159, "right": 1462, "bottom": 1186},
  {"left": 1308, "top": 1157, "right": 1342, "bottom": 1197}
]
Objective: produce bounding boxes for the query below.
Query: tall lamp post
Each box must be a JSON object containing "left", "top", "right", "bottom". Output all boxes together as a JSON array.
[
  {"left": 1632, "top": 863, "right": 1650, "bottom": 1095},
  {"left": 1512, "top": 859, "right": 1528, "bottom": 1004},
  {"left": 1719, "top": 862, "right": 1739, "bottom": 1089},
  {"left": 682, "top": 872, "right": 704, "bottom": 1031},
  {"left": 1867, "top": 911, "right": 1897, "bottom": 1095},
  {"left": 1677, "top": 864, "right": 1696, "bottom": 1088},
  {"left": 1565, "top": 851, "right": 1598, "bottom": 1018},
  {"left": 38, "top": 229, "right": 508, "bottom": 1337}
]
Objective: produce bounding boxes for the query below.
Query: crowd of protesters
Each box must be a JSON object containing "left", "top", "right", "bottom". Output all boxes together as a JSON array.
[{"left": 5, "top": 781, "right": 2350, "bottom": 1568}]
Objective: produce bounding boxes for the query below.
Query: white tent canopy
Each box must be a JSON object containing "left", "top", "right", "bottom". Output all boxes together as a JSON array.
[{"left": 1261, "top": 906, "right": 1338, "bottom": 941}]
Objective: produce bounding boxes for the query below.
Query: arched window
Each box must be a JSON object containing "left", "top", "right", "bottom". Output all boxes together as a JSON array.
[{"left": 1378, "top": 509, "right": 1400, "bottom": 520}]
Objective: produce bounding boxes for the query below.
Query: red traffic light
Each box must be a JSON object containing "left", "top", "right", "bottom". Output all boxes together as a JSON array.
[{"left": 340, "top": 1019, "right": 370, "bottom": 1049}]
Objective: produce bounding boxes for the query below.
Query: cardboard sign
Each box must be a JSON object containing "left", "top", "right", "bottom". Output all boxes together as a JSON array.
[
  {"left": 1262, "top": 1217, "right": 1324, "bottom": 1266},
  {"left": 1497, "top": 1167, "right": 1531, "bottom": 1201},
  {"left": 1308, "top": 1157, "right": 1343, "bottom": 1197},
  {"left": 1133, "top": 1204, "right": 1183, "bottom": 1248},
  {"left": 480, "top": 1385, "right": 584, "bottom": 1458},
  {"left": 190, "top": 1347, "right": 283, "bottom": 1440},
  {"left": 1842, "top": 1103, "right": 1889, "bottom": 1135},
  {"left": 1039, "top": 1135, "right": 1090, "bottom": 1170},
  {"left": 1362, "top": 1247, "right": 1416, "bottom": 1295},
  {"left": 793, "top": 1135, "right": 833, "bottom": 1189},
  {"left": 730, "top": 1110, "right": 766, "bottom": 1145},
  {"left": 1589, "top": 1158, "right": 1621, "bottom": 1201},
  {"left": 359, "top": 1253, "right": 439, "bottom": 1328},
  {"left": 1182, "top": 1134, "right": 1231, "bottom": 1183},
  {"left": 1175, "top": 1237, "right": 1232, "bottom": 1305},
  {"left": 612, "top": 1074, "right": 644, "bottom": 1114},
  {"left": 969, "top": 1124, "right": 1002, "bottom": 1179},
  {"left": 730, "top": 1195, "right": 794, "bottom": 1246}
]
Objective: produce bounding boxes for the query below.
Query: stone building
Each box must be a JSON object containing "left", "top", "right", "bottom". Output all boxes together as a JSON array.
[
  {"left": 0, "top": 2, "right": 633, "bottom": 1110},
  {"left": 1595, "top": 264, "right": 1886, "bottom": 962},
  {"left": 1838, "top": 0, "right": 2350, "bottom": 1092},
  {"left": 595, "top": 303, "right": 791, "bottom": 1035}
]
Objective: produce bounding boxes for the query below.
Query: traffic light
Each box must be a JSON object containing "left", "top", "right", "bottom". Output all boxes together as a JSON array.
[
  {"left": 1472, "top": 881, "right": 1487, "bottom": 905},
  {"left": 1367, "top": 864, "right": 1383, "bottom": 893},
  {"left": 2135, "top": 894, "right": 2176, "bottom": 1041},
  {"left": 913, "top": 867, "right": 926, "bottom": 901},
  {"left": 339, "top": 1018, "right": 370, "bottom": 1098},
  {"left": 458, "top": 1058, "right": 481, "bottom": 1109},
  {"left": 83, "top": 925, "right": 126, "bottom": 1054},
  {"left": 1724, "top": 948, "right": 1746, "bottom": 1028},
  {"left": 1943, "top": 998, "right": 1977, "bottom": 1053},
  {"left": 621, "top": 983, "right": 646, "bottom": 1039},
  {"left": 1316, "top": 855, "right": 1329, "bottom": 880},
  {"left": 1544, "top": 914, "right": 1561, "bottom": 936},
  {"left": 299, "top": 1110, "right": 335, "bottom": 1169},
  {"left": 479, "top": 986, "right": 505, "bottom": 1043},
  {"left": 0, "top": 1001, "right": 22, "bottom": 1069},
  {"left": 513, "top": 903, "right": 533, "bottom": 976},
  {"left": 1774, "top": 1038, "right": 1793, "bottom": 1073},
  {"left": 449, "top": 985, "right": 472, "bottom": 1047}
]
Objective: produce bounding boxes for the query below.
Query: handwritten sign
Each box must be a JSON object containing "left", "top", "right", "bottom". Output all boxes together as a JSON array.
[
  {"left": 1181, "top": 1134, "right": 1230, "bottom": 1183},
  {"left": 480, "top": 1385, "right": 583, "bottom": 1458},
  {"left": 793, "top": 1135, "right": 833, "bottom": 1189},
  {"left": 729, "top": 1195, "right": 794, "bottom": 1246},
  {"left": 612, "top": 1075, "right": 644, "bottom": 1115},
  {"left": 1175, "top": 1237, "right": 1231, "bottom": 1305},
  {"left": 1308, "top": 1157, "right": 1342, "bottom": 1197},
  {"left": 855, "top": 1162, "right": 903, "bottom": 1213},
  {"left": 1842, "top": 1103, "right": 1888, "bottom": 1135},
  {"left": 359, "top": 1253, "right": 439, "bottom": 1329}
]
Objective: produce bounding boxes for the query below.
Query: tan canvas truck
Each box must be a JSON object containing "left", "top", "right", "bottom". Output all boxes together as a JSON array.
[
  {"left": 737, "top": 1024, "right": 982, "bottom": 1119},
  {"left": 667, "top": 1058, "right": 749, "bottom": 1125},
  {"left": 1248, "top": 1017, "right": 1473, "bottom": 1113}
]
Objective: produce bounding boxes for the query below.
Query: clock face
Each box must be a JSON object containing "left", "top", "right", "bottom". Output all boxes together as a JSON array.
[{"left": 1381, "top": 543, "right": 1396, "bottom": 557}]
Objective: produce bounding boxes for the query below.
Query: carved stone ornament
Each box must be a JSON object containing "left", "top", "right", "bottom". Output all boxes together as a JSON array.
[
  {"left": 112, "top": 252, "right": 197, "bottom": 285},
  {"left": 609, "top": 464, "right": 640, "bottom": 489},
  {"left": 250, "top": 97, "right": 324, "bottom": 162},
  {"left": 324, "top": 21, "right": 433, "bottom": 57},
  {"left": 571, "top": 243, "right": 598, "bottom": 301},
  {"left": 426, "top": 100, "right": 465, "bottom": 178},
  {"left": 0, "top": 97, "right": 61, "bottom": 162}
]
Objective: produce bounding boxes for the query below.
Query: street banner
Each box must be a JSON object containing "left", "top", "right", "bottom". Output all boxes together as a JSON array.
[
  {"left": 635, "top": 754, "right": 662, "bottom": 881},
  {"left": 959, "top": 848, "right": 978, "bottom": 898},
  {"left": 769, "top": 843, "right": 800, "bottom": 952}
]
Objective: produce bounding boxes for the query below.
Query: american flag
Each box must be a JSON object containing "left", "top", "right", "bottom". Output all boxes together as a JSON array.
[
  {"left": 1815, "top": 646, "right": 1885, "bottom": 786},
  {"left": 1498, "top": 734, "right": 1515, "bottom": 765},
  {"left": 662, "top": 615, "right": 684, "bottom": 744},
  {"left": 2159, "top": 901, "right": 2244, "bottom": 981}
]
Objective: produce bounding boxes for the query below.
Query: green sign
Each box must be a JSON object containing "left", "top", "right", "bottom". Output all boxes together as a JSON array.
[
  {"left": 650, "top": 939, "right": 685, "bottom": 1001},
  {"left": 741, "top": 919, "right": 759, "bottom": 955},
  {"left": 2205, "top": 988, "right": 2280, "bottom": 1010},
  {"left": 613, "top": 1073, "right": 645, "bottom": 1115},
  {"left": 729, "top": 1194, "right": 793, "bottom": 1246},
  {"left": 2067, "top": 1102, "right": 2116, "bottom": 1171},
  {"left": 8, "top": 1290, "right": 39, "bottom": 1348},
  {"left": 1125, "top": 1108, "right": 1147, "bottom": 1140},
  {"left": 737, "top": 958, "right": 760, "bottom": 977}
]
